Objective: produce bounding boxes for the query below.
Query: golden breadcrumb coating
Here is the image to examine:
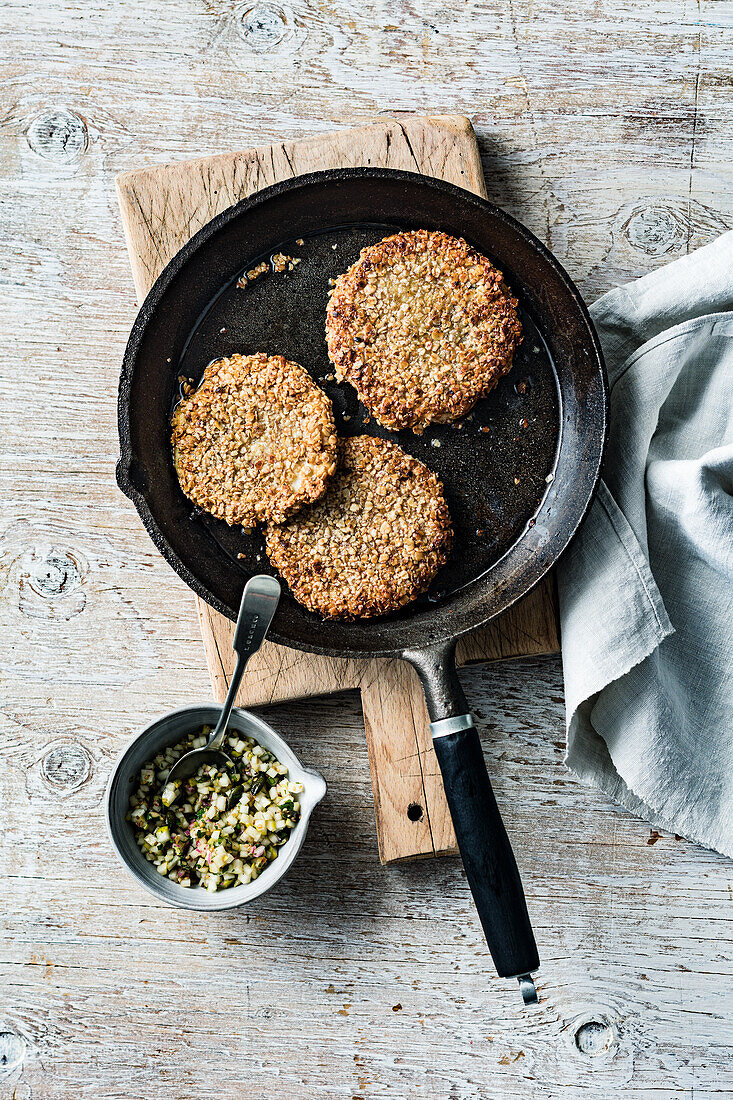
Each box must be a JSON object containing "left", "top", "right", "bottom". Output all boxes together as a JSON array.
[
  {"left": 171, "top": 353, "right": 337, "bottom": 529},
  {"left": 326, "top": 229, "right": 522, "bottom": 433},
  {"left": 265, "top": 435, "right": 452, "bottom": 619}
]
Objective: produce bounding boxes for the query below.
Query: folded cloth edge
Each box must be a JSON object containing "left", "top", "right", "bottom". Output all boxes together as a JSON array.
[
  {"left": 558, "top": 479, "right": 674, "bottom": 718},
  {"left": 565, "top": 707, "right": 733, "bottom": 857}
]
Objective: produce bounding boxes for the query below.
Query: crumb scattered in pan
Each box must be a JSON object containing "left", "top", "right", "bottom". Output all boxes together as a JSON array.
[
  {"left": 296, "top": 238, "right": 304, "bottom": 246},
  {"left": 326, "top": 229, "right": 522, "bottom": 433},
  {"left": 177, "top": 374, "right": 196, "bottom": 397},
  {"left": 171, "top": 353, "right": 337, "bottom": 529},
  {"left": 236, "top": 254, "right": 301, "bottom": 289},
  {"left": 237, "top": 261, "right": 269, "bottom": 288},
  {"left": 265, "top": 435, "right": 452, "bottom": 620},
  {"left": 271, "top": 252, "right": 301, "bottom": 273}
]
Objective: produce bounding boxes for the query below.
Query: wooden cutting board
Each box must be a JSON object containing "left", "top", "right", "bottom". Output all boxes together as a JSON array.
[{"left": 116, "top": 114, "right": 560, "bottom": 865}]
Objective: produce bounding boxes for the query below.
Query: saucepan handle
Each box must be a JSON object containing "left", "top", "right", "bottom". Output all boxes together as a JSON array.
[{"left": 404, "top": 641, "right": 540, "bottom": 1005}]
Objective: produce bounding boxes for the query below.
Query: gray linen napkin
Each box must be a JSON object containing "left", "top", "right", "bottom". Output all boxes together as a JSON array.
[{"left": 556, "top": 232, "right": 733, "bottom": 856}]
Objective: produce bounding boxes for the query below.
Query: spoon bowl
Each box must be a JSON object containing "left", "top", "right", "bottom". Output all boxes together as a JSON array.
[{"left": 166, "top": 747, "right": 233, "bottom": 787}]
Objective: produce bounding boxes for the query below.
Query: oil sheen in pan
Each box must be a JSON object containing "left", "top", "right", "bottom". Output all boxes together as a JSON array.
[{"left": 176, "top": 223, "right": 560, "bottom": 611}]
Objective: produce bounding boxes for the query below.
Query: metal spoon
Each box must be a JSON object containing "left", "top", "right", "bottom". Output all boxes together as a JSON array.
[{"left": 164, "top": 574, "right": 281, "bottom": 790}]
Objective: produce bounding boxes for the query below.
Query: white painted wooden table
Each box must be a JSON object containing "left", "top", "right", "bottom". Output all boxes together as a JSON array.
[{"left": 2, "top": 2, "right": 732, "bottom": 1096}]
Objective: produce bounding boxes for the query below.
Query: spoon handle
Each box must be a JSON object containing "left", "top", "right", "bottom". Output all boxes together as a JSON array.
[{"left": 208, "top": 575, "right": 281, "bottom": 750}]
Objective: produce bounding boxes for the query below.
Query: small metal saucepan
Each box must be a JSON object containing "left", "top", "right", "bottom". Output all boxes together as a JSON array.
[{"left": 117, "top": 170, "right": 607, "bottom": 1003}]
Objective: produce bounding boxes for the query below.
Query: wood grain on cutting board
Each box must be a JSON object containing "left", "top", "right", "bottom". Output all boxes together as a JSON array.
[{"left": 116, "top": 114, "right": 559, "bottom": 864}]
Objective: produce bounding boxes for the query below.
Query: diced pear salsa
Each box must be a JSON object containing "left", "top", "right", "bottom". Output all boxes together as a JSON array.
[{"left": 127, "top": 728, "right": 303, "bottom": 892}]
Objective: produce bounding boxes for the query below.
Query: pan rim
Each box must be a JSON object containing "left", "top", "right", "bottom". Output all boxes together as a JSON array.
[{"left": 118, "top": 167, "right": 608, "bottom": 658}]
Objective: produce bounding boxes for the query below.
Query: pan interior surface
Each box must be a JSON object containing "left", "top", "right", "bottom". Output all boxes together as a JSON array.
[
  {"left": 120, "top": 171, "right": 606, "bottom": 656},
  {"left": 177, "top": 223, "right": 559, "bottom": 613}
]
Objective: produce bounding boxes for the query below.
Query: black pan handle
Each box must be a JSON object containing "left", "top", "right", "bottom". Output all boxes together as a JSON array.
[{"left": 404, "top": 641, "right": 540, "bottom": 1005}]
